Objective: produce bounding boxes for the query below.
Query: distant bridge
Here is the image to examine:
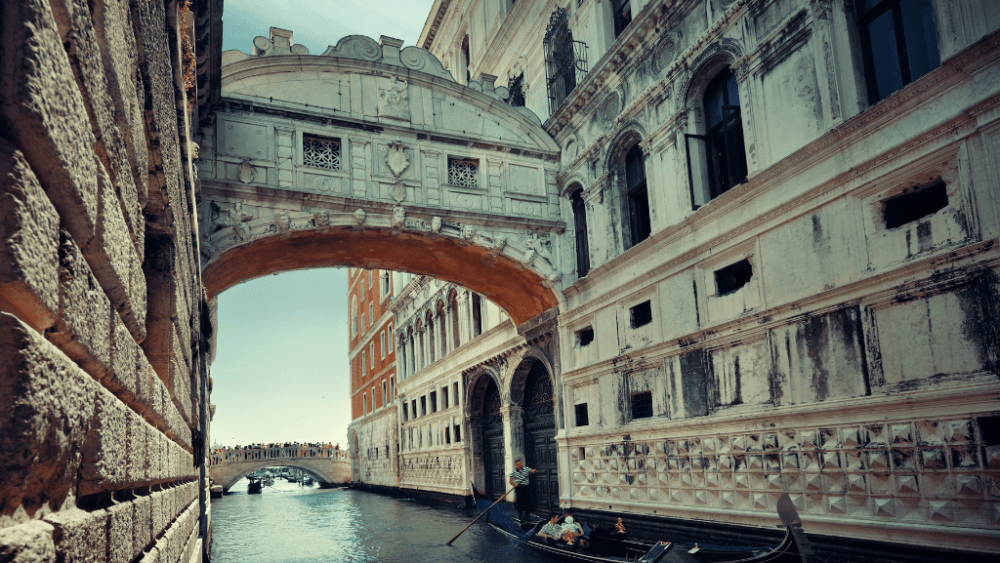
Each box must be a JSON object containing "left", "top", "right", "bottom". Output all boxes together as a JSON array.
[{"left": 210, "top": 446, "right": 351, "bottom": 492}]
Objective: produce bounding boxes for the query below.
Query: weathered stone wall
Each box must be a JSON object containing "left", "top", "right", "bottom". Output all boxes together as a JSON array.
[{"left": 0, "top": 1, "right": 206, "bottom": 562}]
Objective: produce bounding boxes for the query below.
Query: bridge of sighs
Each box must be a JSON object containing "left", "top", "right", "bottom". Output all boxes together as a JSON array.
[{"left": 198, "top": 29, "right": 568, "bottom": 324}]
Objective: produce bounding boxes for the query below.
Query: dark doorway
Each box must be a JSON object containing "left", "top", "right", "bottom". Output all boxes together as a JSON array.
[
  {"left": 522, "top": 361, "right": 558, "bottom": 515},
  {"left": 482, "top": 377, "right": 506, "bottom": 500}
]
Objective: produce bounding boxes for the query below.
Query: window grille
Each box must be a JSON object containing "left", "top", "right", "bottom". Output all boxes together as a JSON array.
[
  {"left": 631, "top": 391, "right": 653, "bottom": 419},
  {"left": 303, "top": 135, "right": 341, "bottom": 170},
  {"left": 448, "top": 158, "right": 478, "bottom": 188},
  {"left": 544, "top": 8, "right": 588, "bottom": 114}
]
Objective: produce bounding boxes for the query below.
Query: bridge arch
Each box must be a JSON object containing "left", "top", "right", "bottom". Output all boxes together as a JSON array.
[
  {"left": 213, "top": 459, "right": 350, "bottom": 492},
  {"left": 200, "top": 32, "right": 569, "bottom": 324}
]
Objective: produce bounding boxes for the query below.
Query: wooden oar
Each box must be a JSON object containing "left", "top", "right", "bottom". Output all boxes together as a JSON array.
[{"left": 445, "top": 487, "right": 515, "bottom": 546}]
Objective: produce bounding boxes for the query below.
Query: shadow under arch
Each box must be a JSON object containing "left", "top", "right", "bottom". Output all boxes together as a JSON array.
[
  {"left": 220, "top": 461, "right": 344, "bottom": 491},
  {"left": 202, "top": 228, "right": 561, "bottom": 325}
]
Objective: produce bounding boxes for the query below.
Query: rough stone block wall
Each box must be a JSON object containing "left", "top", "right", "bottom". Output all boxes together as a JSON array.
[{"left": 0, "top": 1, "right": 205, "bottom": 562}]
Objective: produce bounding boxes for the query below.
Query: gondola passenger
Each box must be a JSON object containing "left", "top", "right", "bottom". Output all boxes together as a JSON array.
[{"left": 536, "top": 514, "right": 564, "bottom": 543}]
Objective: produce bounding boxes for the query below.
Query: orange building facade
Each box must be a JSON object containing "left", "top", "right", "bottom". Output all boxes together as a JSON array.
[{"left": 348, "top": 268, "right": 397, "bottom": 419}]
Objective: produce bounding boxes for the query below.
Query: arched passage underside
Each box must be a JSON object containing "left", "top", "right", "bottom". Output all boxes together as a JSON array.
[
  {"left": 203, "top": 228, "right": 560, "bottom": 325},
  {"left": 212, "top": 460, "right": 350, "bottom": 491}
]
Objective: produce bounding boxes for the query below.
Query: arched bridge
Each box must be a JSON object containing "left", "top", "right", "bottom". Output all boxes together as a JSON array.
[
  {"left": 210, "top": 446, "right": 351, "bottom": 492},
  {"left": 198, "top": 30, "right": 568, "bottom": 324}
]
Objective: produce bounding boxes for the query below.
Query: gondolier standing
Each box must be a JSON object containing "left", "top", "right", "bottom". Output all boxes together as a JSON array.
[{"left": 509, "top": 459, "right": 537, "bottom": 521}]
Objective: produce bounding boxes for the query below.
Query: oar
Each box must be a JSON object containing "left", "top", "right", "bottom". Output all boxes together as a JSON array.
[{"left": 445, "top": 487, "right": 515, "bottom": 546}]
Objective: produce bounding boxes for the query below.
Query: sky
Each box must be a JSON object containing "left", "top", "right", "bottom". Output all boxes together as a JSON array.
[
  {"left": 221, "top": 0, "right": 438, "bottom": 54},
  {"left": 210, "top": 0, "right": 436, "bottom": 449}
]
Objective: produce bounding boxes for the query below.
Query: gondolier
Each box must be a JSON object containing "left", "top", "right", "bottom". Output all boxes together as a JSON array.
[{"left": 508, "top": 459, "right": 537, "bottom": 521}]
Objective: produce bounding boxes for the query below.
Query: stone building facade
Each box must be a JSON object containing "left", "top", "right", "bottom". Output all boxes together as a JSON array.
[
  {"left": 0, "top": 1, "right": 213, "bottom": 562},
  {"left": 386, "top": 0, "right": 1000, "bottom": 555},
  {"left": 346, "top": 267, "right": 399, "bottom": 487}
]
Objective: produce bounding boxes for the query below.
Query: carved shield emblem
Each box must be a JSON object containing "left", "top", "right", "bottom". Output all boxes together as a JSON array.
[
  {"left": 386, "top": 140, "right": 409, "bottom": 178},
  {"left": 238, "top": 158, "right": 255, "bottom": 184}
]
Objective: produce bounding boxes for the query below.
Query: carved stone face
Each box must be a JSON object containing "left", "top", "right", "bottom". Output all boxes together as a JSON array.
[{"left": 353, "top": 208, "right": 366, "bottom": 224}]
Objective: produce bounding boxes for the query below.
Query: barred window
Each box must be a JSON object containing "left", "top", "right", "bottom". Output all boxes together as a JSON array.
[
  {"left": 448, "top": 158, "right": 478, "bottom": 188},
  {"left": 303, "top": 135, "right": 341, "bottom": 170}
]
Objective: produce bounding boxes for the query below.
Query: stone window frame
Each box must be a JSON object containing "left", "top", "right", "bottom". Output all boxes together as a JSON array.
[
  {"left": 855, "top": 0, "right": 941, "bottom": 105},
  {"left": 446, "top": 155, "right": 481, "bottom": 190},
  {"left": 361, "top": 350, "right": 366, "bottom": 376},
  {"left": 301, "top": 133, "right": 343, "bottom": 171},
  {"left": 380, "top": 331, "right": 386, "bottom": 360},
  {"left": 606, "top": 127, "right": 652, "bottom": 253},
  {"left": 350, "top": 295, "right": 358, "bottom": 337},
  {"left": 569, "top": 185, "right": 590, "bottom": 278}
]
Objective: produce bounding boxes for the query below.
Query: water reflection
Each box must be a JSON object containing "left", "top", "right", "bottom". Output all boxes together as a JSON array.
[{"left": 211, "top": 479, "right": 547, "bottom": 563}]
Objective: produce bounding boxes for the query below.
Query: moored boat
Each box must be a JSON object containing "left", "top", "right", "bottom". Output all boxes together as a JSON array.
[{"left": 471, "top": 485, "right": 808, "bottom": 563}]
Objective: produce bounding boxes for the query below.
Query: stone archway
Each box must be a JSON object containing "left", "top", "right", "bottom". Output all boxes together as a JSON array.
[
  {"left": 466, "top": 367, "right": 505, "bottom": 499},
  {"left": 510, "top": 357, "right": 558, "bottom": 515}
]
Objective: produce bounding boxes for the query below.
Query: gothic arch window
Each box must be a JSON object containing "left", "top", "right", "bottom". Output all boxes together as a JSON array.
[
  {"left": 686, "top": 66, "right": 747, "bottom": 208},
  {"left": 570, "top": 187, "right": 590, "bottom": 277},
  {"left": 624, "top": 144, "right": 650, "bottom": 246},
  {"left": 485, "top": 379, "right": 502, "bottom": 415},
  {"left": 437, "top": 301, "right": 447, "bottom": 357},
  {"left": 449, "top": 291, "right": 461, "bottom": 349},
  {"left": 856, "top": 0, "right": 940, "bottom": 104},
  {"left": 426, "top": 311, "right": 436, "bottom": 365}
]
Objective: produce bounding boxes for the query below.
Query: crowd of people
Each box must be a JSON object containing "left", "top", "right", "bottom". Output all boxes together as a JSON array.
[{"left": 210, "top": 442, "right": 347, "bottom": 464}]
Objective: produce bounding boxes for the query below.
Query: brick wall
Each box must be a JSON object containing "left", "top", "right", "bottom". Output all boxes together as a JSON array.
[{"left": 0, "top": 1, "right": 206, "bottom": 562}]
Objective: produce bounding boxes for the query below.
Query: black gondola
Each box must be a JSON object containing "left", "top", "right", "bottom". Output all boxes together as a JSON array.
[
  {"left": 247, "top": 476, "right": 263, "bottom": 494},
  {"left": 471, "top": 484, "right": 809, "bottom": 563}
]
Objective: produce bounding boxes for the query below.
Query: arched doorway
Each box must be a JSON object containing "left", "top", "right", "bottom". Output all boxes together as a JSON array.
[
  {"left": 482, "top": 378, "right": 506, "bottom": 499},
  {"left": 522, "top": 361, "right": 558, "bottom": 514}
]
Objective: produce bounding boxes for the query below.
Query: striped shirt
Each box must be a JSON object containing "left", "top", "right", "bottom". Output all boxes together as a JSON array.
[{"left": 509, "top": 466, "right": 533, "bottom": 485}]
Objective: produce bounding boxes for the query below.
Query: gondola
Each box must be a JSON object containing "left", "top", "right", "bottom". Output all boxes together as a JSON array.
[
  {"left": 247, "top": 476, "right": 263, "bottom": 494},
  {"left": 471, "top": 485, "right": 809, "bottom": 563}
]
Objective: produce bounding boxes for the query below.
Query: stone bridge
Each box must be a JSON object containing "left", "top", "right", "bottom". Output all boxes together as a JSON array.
[
  {"left": 210, "top": 446, "right": 351, "bottom": 491},
  {"left": 198, "top": 30, "right": 568, "bottom": 324}
]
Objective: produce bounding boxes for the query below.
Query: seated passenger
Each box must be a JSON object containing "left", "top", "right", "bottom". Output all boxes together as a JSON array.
[
  {"left": 561, "top": 516, "right": 584, "bottom": 546},
  {"left": 536, "top": 514, "right": 563, "bottom": 543}
]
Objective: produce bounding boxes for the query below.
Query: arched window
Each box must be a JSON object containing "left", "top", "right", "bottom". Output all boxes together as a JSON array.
[
  {"left": 625, "top": 145, "right": 650, "bottom": 247},
  {"left": 471, "top": 294, "right": 483, "bottom": 337},
  {"left": 571, "top": 188, "right": 590, "bottom": 277},
  {"left": 687, "top": 67, "right": 746, "bottom": 207},
  {"left": 460, "top": 35, "right": 471, "bottom": 83},
  {"left": 427, "top": 311, "right": 436, "bottom": 364},
  {"left": 437, "top": 301, "right": 447, "bottom": 357},
  {"left": 449, "top": 291, "right": 461, "bottom": 349}
]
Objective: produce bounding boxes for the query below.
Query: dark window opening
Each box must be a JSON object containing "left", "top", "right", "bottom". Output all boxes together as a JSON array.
[
  {"left": 715, "top": 259, "right": 753, "bottom": 296},
  {"left": 507, "top": 72, "right": 525, "bottom": 107},
  {"left": 625, "top": 145, "right": 651, "bottom": 247},
  {"left": 420, "top": 396, "right": 427, "bottom": 416},
  {"left": 575, "top": 403, "right": 590, "bottom": 426},
  {"left": 631, "top": 391, "right": 653, "bottom": 419},
  {"left": 630, "top": 301, "right": 653, "bottom": 329},
  {"left": 411, "top": 399, "right": 417, "bottom": 419},
  {"left": 445, "top": 427, "right": 451, "bottom": 444},
  {"left": 883, "top": 181, "right": 948, "bottom": 229},
  {"left": 613, "top": 0, "right": 633, "bottom": 38},
  {"left": 687, "top": 68, "right": 746, "bottom": 208},
  {"left": 461, "top": 35, "right": 471, "bottom": 83},
  {"left": 403, "top": 403, "right": 409, "bottom": 421},
  {"left": 454, "top": 425, "right": 462, "bottom": 442},
  {"left": 578, "top": 447, "right": 586, "bottom": 460},
  {"left": 453, "top": 382, "right": 460, "bottom": 408},
  {"left": 430, "top": 391, "right": 437, "bottom": 413},
  {"left": 978, "top": 416, "right": 1000, "bottom": 446},
  {"left": 472, "top": 294, "right": 483, "bottom": 337},
  {"left": 857, "top": 0, "right": 940, "bottom": 104},
  {"left": 572, "top": 189, "right": 590, "bottom": 277},
  {"left": 577, "top": 327, "right": 595, "bottom": 347},
  {"left": 442, "top": 387, "right": 449, "bottom": 409}
]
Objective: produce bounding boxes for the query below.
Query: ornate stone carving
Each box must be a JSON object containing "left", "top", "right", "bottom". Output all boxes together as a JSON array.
[
  {"left": 431, "top": 216, "right": 442, "bottom": 234},
  {"left": 378, "top": 80, "right": 409, "bottom": 121},
  {"left": 212, "top": 200, "right": 253, "bottom": 231},
  {"left": 238, "top": 158, "right": 255, "bottom": 184},
  {"left": 353, "top": 208, "right": 366, "bottom": 225},
  {"left": 383, "top": 139, "right": 410, "bottom": 203},
  {"left": 391, "top": 206, "right": 405, "bottom": 234},
  {"left": 233, "top": 222, "right": 251, "bottom": 245},
  {"left": 458, "top": 225, "right": 476, "bottom": 246},
  {"left": 481, "top": 236, "right": 507, "bottom": 268},
  {"left": 274, "top": 213, "right": 291, "bottom": 238},
  {"left": 313, "top": 211, "right": 330, "bottom": 234}
]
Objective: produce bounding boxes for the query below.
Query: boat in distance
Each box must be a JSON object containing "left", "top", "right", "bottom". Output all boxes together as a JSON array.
[{"left": 471, "top": 484, "right": 810, "bottom": 563}]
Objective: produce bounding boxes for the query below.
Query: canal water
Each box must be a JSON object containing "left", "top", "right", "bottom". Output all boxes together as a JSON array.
[{"left": 210, "top": 478, "right": 550, "bottom": 563}]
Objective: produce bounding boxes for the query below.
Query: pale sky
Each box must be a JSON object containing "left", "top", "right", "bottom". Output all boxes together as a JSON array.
[{"left": 210, "top": 0, "right": 437, "bottom": 449}]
